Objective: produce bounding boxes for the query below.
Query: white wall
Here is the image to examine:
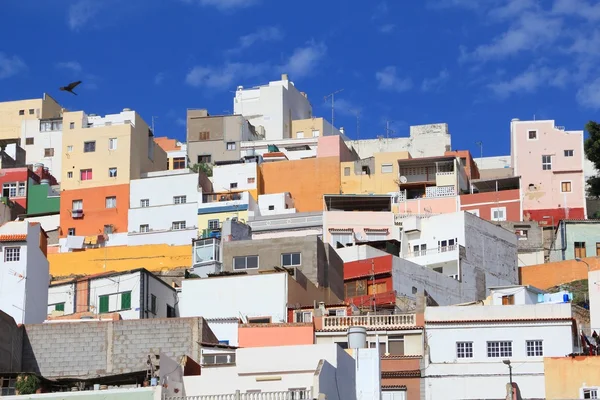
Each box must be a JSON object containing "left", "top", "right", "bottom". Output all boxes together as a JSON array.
[
  {"left": 89, "top": 271, "right": 142, "bottom": 319},
  {"left": 143, "top": 271, "right": 178, "bottom": 318},
  {"left": 179, "top": 273, "right": 288, "bottom": 322},
  {"left": 489, "top": 286, "right": 539, "bottom": 306},
  {"left": 257, "top": 193, "right": 295, "bottom": 216},
  {"left": 354, "top": 348, "right": 381, "bottom": 400},
  {"left": 47, "top": 282, "right": 76, "bottom": 315},
  {"left": 127, "top": 229, "right": 197, "bottom": 247},
  {"left": 23, "top": 214, "right": 60, "bottom": 233},
  {"left": 211, "top": 162, "right": 257, "bottom": 193},
  {"left": 476, "top": 155, "right": 511, "bottom": 170},
  {"left": 88, "top": 110, "right": 136, "bottom": 126},
  {"left": 205, "top": 319, "right": 239, "bottom": 346},
  {"left": 589, "top": 270, "right": 600, "bottom": 333},
  {"left": 21, "top": 119, "right": 63, "bottom": 179},
  {"left": 518, "top": 250, "right": 544, "bottom": 267},
  {"left": 424, "top": 304, "right": 573, "bottom": 400}
]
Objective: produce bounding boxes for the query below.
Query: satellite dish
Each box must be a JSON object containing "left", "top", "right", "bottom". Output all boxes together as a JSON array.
[{"left": 399, "top": 176, "right": 408, "bottom": 184}]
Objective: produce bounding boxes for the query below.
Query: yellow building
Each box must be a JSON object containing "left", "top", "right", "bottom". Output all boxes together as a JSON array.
[
  {"left": 341, "top": 151, "right": 412, "bottom": 194},
  {"left": 0, "top": 93, "right": 63, "bottom": 139},
  {"left": 197, "top": 190, "right": 252, "bottom": 236},
  {"left": 544, "top": 356, "right": 600, "bottom": 399},
  {"left": 291, "top": 117, "right": 341, "bottom": 138}
]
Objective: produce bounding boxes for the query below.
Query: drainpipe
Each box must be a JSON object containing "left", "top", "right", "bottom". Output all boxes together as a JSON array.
[{"left": 561, "top": 221, "right": 567, "bottom": 261}]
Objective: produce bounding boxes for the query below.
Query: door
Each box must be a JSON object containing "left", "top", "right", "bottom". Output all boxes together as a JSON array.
[{"left": 382, "top": 390, "right": 407, "bottom": 400}]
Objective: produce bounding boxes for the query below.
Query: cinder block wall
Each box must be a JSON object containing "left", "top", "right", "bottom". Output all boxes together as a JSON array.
[
  {"left": 0, "top": 311, "right": 23, "bottom": 372},
  {"left": 22, "top": 317, "right": 217, "bottom": 378}
]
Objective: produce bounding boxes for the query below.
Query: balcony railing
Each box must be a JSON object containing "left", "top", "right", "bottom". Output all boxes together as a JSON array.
[
  {"left": 203, "top": 193, "right": 243, "bottom": 203},
  {"left": 348, "top": 290, "right": 397, "bottom": 308},
  {"left": 406, "top": 244, "right": 457, "bottom": 258},
  {"left": 322, "top": 313, "right": 416, "bottom": 330},
  {"left": 425, "top": 185, "right": 455, "bottom": 198},
  {"left": 166, "top": 390, "right": 312, "bottom": 400}
]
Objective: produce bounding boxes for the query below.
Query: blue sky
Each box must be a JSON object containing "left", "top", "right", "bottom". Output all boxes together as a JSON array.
[{"left": 1, "top": 0, "right": 599, "bottom": 157}]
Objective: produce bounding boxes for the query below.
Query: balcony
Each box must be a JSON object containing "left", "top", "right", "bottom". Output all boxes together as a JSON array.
[
  {"left": 203, "top": 192, "right": 243, "bottom": 203},
  {"left": 165, "top": 390, "right": 312, "bottom": 400},
  {"left": 198, "top": 191, "right": 250, "bottom": 214},
  {"left": 347, "top": 290, "right": 397, "bottom": 309},
  {"left": 321, "top": 313, "right": 416, "bottom": 331}
]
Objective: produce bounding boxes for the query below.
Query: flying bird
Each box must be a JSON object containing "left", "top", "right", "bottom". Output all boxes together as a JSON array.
[{"left": 60, "top": 80, "right": 82, "bottom": 95}]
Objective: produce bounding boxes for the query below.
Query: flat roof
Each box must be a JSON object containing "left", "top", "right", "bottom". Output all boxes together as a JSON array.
[{"left": 324, "top": 194, "right": 392, "bottom": 212}]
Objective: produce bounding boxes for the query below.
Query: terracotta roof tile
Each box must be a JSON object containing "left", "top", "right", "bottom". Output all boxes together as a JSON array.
[{"left": 0, "top": 234, "right": 27, "bottom": 242}]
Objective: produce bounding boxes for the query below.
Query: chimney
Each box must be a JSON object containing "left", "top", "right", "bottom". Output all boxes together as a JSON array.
[{"left": 281, "top": 73, "right": 289, "bottom": 81}]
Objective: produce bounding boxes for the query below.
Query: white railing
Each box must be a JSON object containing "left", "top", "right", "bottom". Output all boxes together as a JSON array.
[
  {"left": 166, "top": 390, "right": 312, "bottom": 400},
  {"left": 406, "top": 245, "right": 458, "bottom": 258},
  {"left": 322, "top": 314, "right": 416, "bottom": 330},
  {"left": 435, "top": 171, "right": 454, "bottom": 176},
  {"left": 425, "top": 186, "right": 456, "bottom": 198}
]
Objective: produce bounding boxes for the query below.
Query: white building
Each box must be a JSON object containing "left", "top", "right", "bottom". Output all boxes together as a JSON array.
[
  {"left": 241, "top": 136, "right": 319, "bottom": 160},
  {"left": 424, "top": 286, "right": 575, "bottom": 400},
  {"left": 21, "top": 118, "right": 63, "bottom": 179},
  {"left": 0, "top": 221, "right": 49, "bottom": 324},
  {"left": 211, "top": 160, "right": 258, "bottom": 193},
  {"left": 47, "top": 268, "right": 177, "bottom": 319},
  {"left": 248, "top": 211, "right": 323, "bottom": 240},
  {"left": 128, "top": 169, "right": 198, "bottom": 246},
  {"left": 233, "top": 74, "right": 312, "bottom": 140},
  {"left": 589, "top": 269, "right": 600, "bottom": 334}
]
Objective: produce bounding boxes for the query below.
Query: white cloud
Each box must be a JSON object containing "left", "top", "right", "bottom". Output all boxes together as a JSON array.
[
  {"left": 227, "top": 26, "right": 283, "bottom": 54},
  {"left": 56, "top": 61, "right": 83, "bottom": 73},
  {"left": 154, "top": 72, "right": 165, "bottom": 85},
  {"left": 375, "top": 66, "right": 413, "bottom": 93},
  {"left": 487, "top": 64, "right": 569, "bottom": 98},
  {"left": 176, "top": 118, "right": 187, "bottom": 126},
  {"left": 0, "top": 53, "right": 26, "bottom": 79},
  {"left": 553, "top": 0, "right": 600, "bottom": 21},
  {"left": 379, "top": 24, "right": 396, "bottom": 34},
  {"left": 427, "top": 0, "right": 481, "bottom": 10},
  {"left": 185, "top": 62, "right": 267, "bottom": 89},
  {"left": 372, "top": 2, "right": 389, "bottom": 19},
  {"left": 488, "top": 0, "right": 538, "bottom": 19},
  {"left": 577, "top": 78, "right": 600, "bottom": 109},
  {"left": 333, "top": 98, "right": 362, "bottom": 117},
  {"left": 279, "top": 41, "right": 327, "bottom": 79},
  {"left": 421, "top": 69, "right": 450, "bottom": 92},
  {"left": 182, "top": 0, "right": 259, "bottom": 11},
  {"left": 68, "top": 0, "right": 100, "bottom": 31}
]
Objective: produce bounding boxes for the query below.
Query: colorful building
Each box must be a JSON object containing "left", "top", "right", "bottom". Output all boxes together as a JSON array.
[
  {"left": 291, "top": 117, "right": 344, "bottom": 139},
  {"left": 460, "top": 176, "right": 522, "bottom": 222},
  {"left": 549, "top": 219, "right": 600, "bottom": 261},
  {"left": 340, "top": 151, "right": 412, "bottom": 195},
  {"left": 58, "top": 109, "right": 167, "bottom": 240},
  {"left": 0, "top": 164, "right": 58, "bottom": 213},
  {"left": 544, "top": 356, "right": 600, "bottom": 400},
  {"left": 512, "top": 119, "right": 586, "bottom": 224},
  {"left": 0, "top": 93, "right": 63, "bottom": 140},
  {"left": 154, "top": 136, "right": 186, "bottom": 170},
  {"left": 344, "top": 255, "right": 396, "bottom": 311}
]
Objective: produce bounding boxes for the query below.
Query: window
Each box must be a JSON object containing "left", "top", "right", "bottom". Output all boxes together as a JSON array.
[
  {"left": 491, "top": 207, "right": 506, "bottom": 221},
  {"left": 233, "top": 255, "right": 259, "bottom": 270},
  {"left": 198, "top": 131, "right": 210, "bottom": 140},
  {"left": 344, "top": 167, "right": 351, "bottom": 176},
  {"left": 84, "top": 141, "right": 96, "bottom": 152},
  {"left": 4, "top": 247, "right": 20, "bottom": 262},
  {"left": 248, "top": 317, "right": 271, "bottom": 323},
  {"left": 44, "top": 148, "right": 54, "bottom": 157},
  {"left": 54, "top": 303, "right": 65, "bottom": 312},
  {"left": 312, "top": 130, "right": 320, "bottom": 137},
  {"left": 366, "top": 231, "right": 388, "bottom": 241},
  {"left": 413, "top": 244, "right": 427, "bottom": 256},
  {"left": 295, "top": 311, "right": 312, "bottom": 323},
  {"left": 345, "top": 280, "right": 367, "bottom": 298},
  {"left": 381, "top": 164, "right": 393, "bottom": 174},
  {"left": 172, "top": 221, "right": 186, "bottom": 230},
  {"left": 1, "top": 377, "right": 17, "bottom": 396},
  {"left": 516, "top": 229, "right": 528, "bottom": 240},
  {"left": 72, "top": 199, "right": 83, "bottom": 210},
  {"left": 17, "top": 182, "right": 25, "bottom": 197},
  {"left": 19, "top": 110, "right": 24, "bottom": 116},
  {"left": 208, "top": 219, "right": 220, "bottom": 230},
  {"left": 104, "top": 225, "right": 114, "bottom": 235},
  {"left": 25, "top": 137, "right": 34, "bottom": 145},
  {"left": 561, "top": 181, "right": 572, "bottom": 193},
  {"left": 226, "top": 142, "right": 236, "bottom": 150},
  {"left": 167, "top": 305, "right": 176, "bottom": 318},
  {"left": 487, "top": 341, "right": 512, "bottom": 357},
  {"left": 597, "top": 242, "right": 600, "bottom": 256},
  {"left": 528, "top": 130, "right": 537, "bottom": 140},
  {"left": 109, "top": 138, "right": 117, "bottom": 150},
  {"left": 331, "top": 232, "right": 353, "bottom": 246},
  {"left": 3, "top": 183, "right": 17, "bottom": 197},
  {"left": 542, "top": 155, "right": 552, "bottom": 170},
  {"left": 67, "top": 171, "right": 73, "bottom": 179},
  {"left": 173, "top": 157, "right": 186, "bottom": 169},
  {"left": 105, "top": 196, "right": 117, "bottom": 209},
  {"left": 456, "top": 342, "right": 473, "bottom": 358},
  {"left": 99, "top": 291, "right": 132, "bottom": 313},
  {"left": 564, "top": 149, "right": 574, "bottom": 157},
  {"left": 140, "top": 224, "right": 150, "bottom": 233},
  {"left": 526, "top": 340, "right": 543, "bottom": 356},
  {"left": 40, "top": 120, "right": 62, "bottom": 131},
  {"left": 583, "top": 388, "right": 599, "bottom": 399},
  {"left": 388, "top": 336, "right": 405, "bottom": 356},
  {"left": 109, "top": 167, "right": 117, "bottom": 177},
  {"left": 140, "top": 199, "right": 149, "bottom": 207},
  {"left": 198, "top": 155, "right": 212, "bottom": 164},
  {"left": 29, "top": 109, "right": 34, "bottom": 115},
  {"left": 230, "top": 182, "right": 238, "bottom": 189},
  {"left": 502, "top": 294, "right": 515, "bottom": 305},
  {"left": 369, "top": 341, "right": 387, "bottom": 355},
  {"left": 150, "top": 294, "right": 157, "bottom": 314},
  {"left": 68, "top": 228, "right": 76, "bottom": 236},
  {"left": 80, "top": 169, "right": 92, "bottom": 180},
  {"left": 282, "top": 252, "right": 301, "bottom": 267},
  {"left": 67, "top": 145, "right": 73, "bottom": 152},
  {"left": 268, "top": 205, "right": 275, "bottom": 210},
  {"left": 69, "top": 122, "right": 75, "bottom": 129},
  {"left": 575, "top": 242, "right": 587, "bottom": 258},
  {"left": 173, "top": 195, "right": 187, "bottom": 204},
  {"left": 296, "top": 131, "right": 305, "bottom": 138},
  {"left": 247, "top": 177, "right": 255, "bottom": 184},
  {"left": 361, "top": 165, "right": 370, "bottom": 175}
]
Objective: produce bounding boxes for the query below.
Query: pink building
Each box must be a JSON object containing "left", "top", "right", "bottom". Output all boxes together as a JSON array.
[{"left": 511, "top": 119, "right": 586, "bottom": 225}]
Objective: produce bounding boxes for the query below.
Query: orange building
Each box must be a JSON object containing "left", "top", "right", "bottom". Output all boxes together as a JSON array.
[
  {"left": 544, "top": 356, "right": 600, "bottom": 399},
  {"left": 520, "top": 257, "right": 600, "bottom": 290},
  {"left": 238, "top": 323, "right": 315, "bottom": 348},
  {"left": 444, "top": 150, "right": 480, "bottom": 180},
  {"left": 259, "top": 156, "right": 341, "bottom": 212},
  {"left": 59, "top": 184, "right": 129, "bottom": 237}
]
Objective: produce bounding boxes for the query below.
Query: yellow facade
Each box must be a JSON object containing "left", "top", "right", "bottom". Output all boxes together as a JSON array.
[
  {"left": 341, "top": 151, "right": 412, "bottom": 194},
  {"left": 198, "top": 210, "right": 250, "bottom": 234},
  {"left": 48, "top": 244, "right": 192, "bottom": 277},
  {"left": 291, "top": 117, "right": 339, "bottom": 138},
  {"left": 61, "top": 110, "right": 168, "bottom": 190},
  {"left": 0, "top": 93, "right": 63, "bottom": 139},
  {"left": 544, "top": 356, "right": 600, "bottom": 400}
]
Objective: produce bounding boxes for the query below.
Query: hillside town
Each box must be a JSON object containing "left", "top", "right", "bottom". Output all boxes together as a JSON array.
[{"left": 0, "top": 74, "right": 599, "bottom": 400}]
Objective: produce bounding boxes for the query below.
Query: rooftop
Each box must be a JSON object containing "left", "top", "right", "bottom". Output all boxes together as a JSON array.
[{"left": 324, "top": 194, "right": 392, "bottom": 212}]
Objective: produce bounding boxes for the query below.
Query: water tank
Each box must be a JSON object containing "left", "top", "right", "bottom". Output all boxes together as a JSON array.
[
  {"left": 40, "top": 179, "right": 50, "bottom": 185},
  {"left": 123, "top": 108, "right": 131, "bottom": 112},
  {"left": 34, "top": 163, "right": 44, "bottom": 170},
  {"left": 511, "top": 118, "right": 520, "bottom": 122},
  {"left": 347, "top": 326, "right": 367, "bottom": 349}
]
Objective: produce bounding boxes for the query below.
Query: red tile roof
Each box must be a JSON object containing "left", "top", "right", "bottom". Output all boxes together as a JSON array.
[{"left": 0, "top": 234, "right": 27, "bottom": 242}]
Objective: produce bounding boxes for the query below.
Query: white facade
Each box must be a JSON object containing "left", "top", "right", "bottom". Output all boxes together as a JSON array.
[
  {"left": 0, "top": 222, "right": 49, "bottom": 324},
  {"left": 128, "top": 169, "right": 198, "bottom": 246},
  {"left": 476, "top": 155, "right": 512, "bottom": 170},
  {"left": 424, "top": 303, "right": 574, "bottom": 400},
  {"left": 211, "top": 161, "right": 258, "bottom": 193},
  {"left": 589, "top": 270, "right": 600, "bottom": 334},
  {"left": 204, "top": 317, "right": 239, "bottom": 346},
  {"left": 87, "top": 109, "right": 136, "bottom": 126},
  {"left": 47, "top": 269, "right": 177, "bottom": 319},
  {"left": 256, "top": 192, "right": 296, "bottom": 216},
  {"left": 21, "top": 119, "right": 63, "bottom": 179},
  {"left": 248, "top": 212, "right": 323, "bottom": 240},
  {"left": 233, "top": 75, "right": 312, "bottom": 140},
  {"left": 241, "top": 137, "right": 318, "bottom": 160}
]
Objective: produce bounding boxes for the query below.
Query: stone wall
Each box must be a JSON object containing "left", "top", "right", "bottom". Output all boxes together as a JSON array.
[{"left": 0, "top": 311, "right": 22, "bottom": 372}]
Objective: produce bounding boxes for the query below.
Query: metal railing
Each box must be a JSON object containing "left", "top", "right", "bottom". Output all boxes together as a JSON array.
[
  {"left": 322, "top": 313, "right": 416, "bottom": 330},
  {"left": 406, "top": 244, "right": 458, "bottom": 258},
  {"left": 166, "top": 390, "right": 312, "bottom": 400}
]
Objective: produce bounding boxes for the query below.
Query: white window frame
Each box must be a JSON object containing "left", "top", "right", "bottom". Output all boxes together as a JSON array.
[
  {"left": 108, "top": 167, "right": 117, "bottom": 178},
  {"left": 542, "top": 155, "right": 552, "bottom": 170},
  {"left": 295, "top": 311, "right": 312, "bottom": 323},
  {"left": 487, "top": 341, "right": 512, "bottom": 357},
  {"left": 526, "top": 339, "right": 543, "bottom": 357},
  {"left": 172, "top": 221, "right": 186, "bottom": 230},
  {"left": 233, "top": 255, "right": 259, "bottom": 270},
  {"left": 67, "top": 145, "right": 73, "bottom": 152},
  {"left": 281, "top": 252, "right": 301, "bottom": 267},
  {"left": 173, "top": 195, "right": 187, "bottom": 204},
  {"left": 67, "top": 171, "right": 73, "bottom": 179},
  {"left": 67, "top": 228, "right": 76, "bottom": 236},
  {"left": 3, "top": 183, "right": 17, "bottom": 198},
  {"left": 4, "top": 247, "right": 20, "bottom": 262},
  {"left": 491, "top": 207, "right": 507, "bottom": 221},
  {"left": 17, "top": 182, "right": 25, "bottom": 197},
  {"left": 560, "top": 180, "right": 572, "bottom": 193},
  {"left": 366, "top": 232, "right": 388, "bottom": 241},
  {"left": 226, "top": 142, "right": 236, "bottom": 151},
  {"left": 139, "top": 224, "right": 150, "bottom": 233},
  {"left": 109, "top": 138, "right": 117, "bottom": 150},
  {"left": 72, "top": 199, "right": 83, "bottom": 210},
  {"left": 330, "top": 232, "right": 353, "bottom": 246},
  {"left": 105, "top": 196, "right": 117, "bottom": 209},
  {"left": 312, "top": 130, "right": 320, "bottom": 137},
  {"left": 456, "top": 342, "right": 473, "bottom": 358},
  {"left": 140, "top": 199, "right": 149, "bottom": 207},
  {"left": 381, "top": 163, "right": 393, "bottom": 174},
  {"left": 582, "top": 387, "right": 599, "bottom": 399},
  {"left": 564, "top": 149, "right": 574, "bottom": 157},
  {"left": 296, "top": 131, "right": 305, "bottom": 139},
  {"left": 208, "top": 219, "right": 220, "bottom": 230}
]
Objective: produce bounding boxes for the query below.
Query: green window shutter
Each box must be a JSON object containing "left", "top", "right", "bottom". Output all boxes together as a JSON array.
[
  {"left": 99, "top": 295, "right": 109, "bottom": 313},
  {"left": 55, "top": 303, "right": 65, "bottom": 312},
  {"left": 121, "top": 291, "right": 131, "bottom": 310}
]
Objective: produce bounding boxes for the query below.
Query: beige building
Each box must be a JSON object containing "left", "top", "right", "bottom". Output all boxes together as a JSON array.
[
  {"left": 186, "top": 109, "right": 258, "bottom": 166},
  {"left": 291, "top": 117, "right": 344, "bottom": 139},
  {"left": 340, "top": 151, "right": 412, "bottom": 194},
  {"left": 0, "top": 93, "right": 63, "bottom": 140}
]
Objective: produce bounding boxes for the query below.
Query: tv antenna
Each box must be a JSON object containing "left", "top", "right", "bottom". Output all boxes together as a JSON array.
[
  {"left": 385, "top": 120, "right": 395, "bottom": 139},
  {"left": 324, "top": 89, "right": 344, "bottom": 135}
]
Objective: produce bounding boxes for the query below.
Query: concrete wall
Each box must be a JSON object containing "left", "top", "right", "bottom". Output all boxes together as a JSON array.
[
  {"left": 551, "top": 221, "right": 600, "bottom": 262},
  {"left": 21, "top": 119, "right": 63, "bottom": 179},
  {"left": 589, "top": 270, "right": 600, "bottom": 333},
  {"left": 544, "top": 356, "right": 600, "bottom": 400},
  {"left": 5, "top": 387, "right": 162, "bottom": 400},
  {"left": 0, "top": 311, "right": 22, "bottom": 372},
  {"left": 21, "top": 317, "right": 217, "bottom": 378}
]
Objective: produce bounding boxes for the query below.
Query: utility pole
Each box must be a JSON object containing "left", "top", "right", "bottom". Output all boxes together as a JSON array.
[
  {"left": 151, "top": 116, "right": 158, "bottom": 134},
  {"left": 324, "top": 89, "right": 344, "bottom": 135},
  {"left": 476, "top": 141, "right": 483, "bottom": 167},
  {"left": 385, "top": 120, "right": 395, "bottom": 139},
  {"left": 350, "top": 109, "right": 360, "bottom": 140}
]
